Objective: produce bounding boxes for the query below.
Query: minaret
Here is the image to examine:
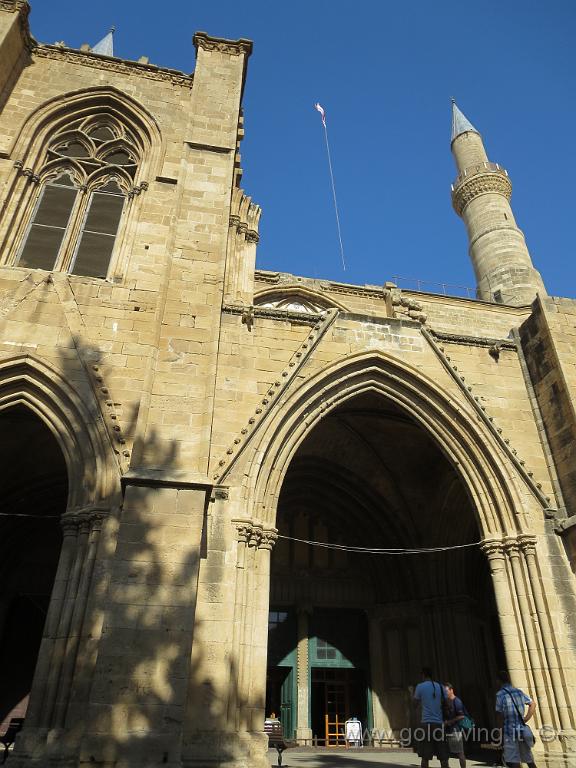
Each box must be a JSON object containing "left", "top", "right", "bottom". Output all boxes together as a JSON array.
[{"left": 450, "top": 102, "right": 546, "bottom": 305}]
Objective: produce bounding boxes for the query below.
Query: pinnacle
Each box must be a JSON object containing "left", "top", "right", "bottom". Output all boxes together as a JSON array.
[
  {"left": 91, "top": 27, "right": 115, "bottom": 57},
  {"left": 451, "top": 101, "right": 480, "bottom": 142}
]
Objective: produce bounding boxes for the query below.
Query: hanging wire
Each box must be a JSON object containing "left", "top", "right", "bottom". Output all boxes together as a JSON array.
[{"left": 277, "top": 534, "right": 481, "bottom": 555}]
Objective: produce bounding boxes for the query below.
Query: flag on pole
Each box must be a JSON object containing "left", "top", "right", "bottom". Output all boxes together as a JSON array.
[
  {"left": 314, "top": 102, "right": 326, "bottom": 127},
  {"left": 313, "top": 101, "right": 346, "bottom": 271}
]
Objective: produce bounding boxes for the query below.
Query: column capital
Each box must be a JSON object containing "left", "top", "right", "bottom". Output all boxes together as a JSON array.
[
  {"left": 260, "top": 529, "right": 278, "bottom": 551},
  {"left": 232, "top": 519, "right": 253, "bottom": 544},
  {"left": 503, "top": 537, "right": 522, "bottom": 559},
  {"left": 480, "top": 538, "right": 505, "bottom": 561},
  {"left": 518, "top": 534, "right": 538, "bottom": 557},
  {"left": 60, "top": 510, "right": 81, "bottom": 535}
]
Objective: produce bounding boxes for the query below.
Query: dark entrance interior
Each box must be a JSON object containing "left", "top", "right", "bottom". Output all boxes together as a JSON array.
[
  {"left": 311, "top": 668, "right": 367, "bottom": 745},
  {"left": 268, "top": 391, "right": 506, "bottom": 740},
  {"left": 0, "top": 406, "right": 67, "bottom": 734}
]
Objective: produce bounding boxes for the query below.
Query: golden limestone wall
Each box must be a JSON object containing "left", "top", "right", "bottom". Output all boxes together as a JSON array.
[{"left": 0, "top": 2, "right": 575, "bottom": 767}]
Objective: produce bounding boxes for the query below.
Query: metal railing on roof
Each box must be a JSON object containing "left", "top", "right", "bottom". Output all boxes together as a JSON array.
[{"left": 390, "top": 275, "right": 517, "bottom": 304}]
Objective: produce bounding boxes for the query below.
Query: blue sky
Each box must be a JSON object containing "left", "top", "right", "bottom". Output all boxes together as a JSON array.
[{"left": 28, "top": 1, "right": 576, "bottom": 298}]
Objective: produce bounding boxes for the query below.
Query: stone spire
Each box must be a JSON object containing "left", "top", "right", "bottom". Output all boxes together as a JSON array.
[
  {"left": 450, "top": 104, "right": 546, "bottom": 306},
  {"left": 91, "top": 26, "right": 114, "bottom": 56},
  {"left": 451, "top": 100, "right": 479, "bottom": 143}
]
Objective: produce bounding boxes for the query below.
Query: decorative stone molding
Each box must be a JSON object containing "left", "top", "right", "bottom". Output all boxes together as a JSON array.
[
  {"left": 229, "top": 187, "right": 261, "bottom": 243},
  {"left": 60, "top": 505, "right": 110, "bottom": 532},
  {"left": 390, "top": 290, "right": 427, "bottom": 323},
  {"left": 430, "top": 329, "right": 517, "bottom": 351},
  {"left": 452, "top": 169, "right": 512, "bottom": 215},
  {"left": 214, "top": 308, "right": 339, "bottom": 481},
  {"left": 32, "top": 45, "right": 194, "bottom": 88},
  {"left": 223, "top": 303, "right": 322, "bottom": 326},
  {"left": 517, "top": 534, "right": 538, "bottom": 557},
  {"left": 422, "top": 325, "right": 551, "bottom": 509},
  {"left": 193, "top": 32, "right": 253, "bottom": 58},
  {"left": 233, "top": 520, "right": 277, "bottom": 550},
  {"left": 479, "top": 539, "right": 505, "bottom": 561}
]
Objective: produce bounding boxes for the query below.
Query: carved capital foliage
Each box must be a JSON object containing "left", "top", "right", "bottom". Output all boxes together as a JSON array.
[
  {"left": 452, "top": 170, "right": 512, "bottom": 216},
  {"left": 480, "top": 538, "right": 505, "bottom": 561},
  {"left": 60, "top": 505, "right": 110, "bottom": 534},
  {"left": 260, "top": 530, "right": 278, "bottom": 551},
  {"left": 232, "top": 520, "right": 277, "bottom": 550},
  {"left": 193, "top": 32, "right": 253, "bottom": 58},
  {"left": 518, "top": 534, "right": 537, "bottom": 558},
  {"left": 504, "top": 538, "right": 522, "bottom": 559},
  {"left": 234, "top": 521, "right": 253, "bottom": 544}
]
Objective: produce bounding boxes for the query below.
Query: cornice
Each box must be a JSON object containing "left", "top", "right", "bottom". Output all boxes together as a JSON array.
[
  {"left": 452, "top": 170, "right": 512, "bottom": 216},
  {"left": 429, "top": 329, "right": 517, "bottom": 350},
  {"left": 193, "top": 32, "right": 253, "bottom": 58},
  {"left": 32, "top": 44, "right": 194, "bottom": 88},
  {"left": 222, "top": 303, "right": 321, "bottom": 326}
]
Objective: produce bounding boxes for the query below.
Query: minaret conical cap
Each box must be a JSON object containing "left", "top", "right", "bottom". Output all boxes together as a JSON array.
[
  {"left": 91, "top": 27, "right": 115, "bottom": 57},
  {"left": 451, "top": 100, "right": 480, "bottom": 143}
]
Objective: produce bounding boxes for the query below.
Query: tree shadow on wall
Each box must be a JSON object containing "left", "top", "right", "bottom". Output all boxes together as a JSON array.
[{"left": 4, "top": 335, "right": 251, "bottom": 766}]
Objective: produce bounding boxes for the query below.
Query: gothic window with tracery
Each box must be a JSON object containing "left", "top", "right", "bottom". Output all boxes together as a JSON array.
[{"left": 16, "top": 116, "right": 141, "bottom": 279}]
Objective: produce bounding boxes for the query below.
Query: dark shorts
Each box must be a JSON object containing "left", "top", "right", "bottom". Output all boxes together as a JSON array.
[{"left": 415, "top": 723, "right": 449, "bottom": 761}]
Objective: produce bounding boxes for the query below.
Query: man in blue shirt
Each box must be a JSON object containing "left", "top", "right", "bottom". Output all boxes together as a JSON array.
[
  {"left": 495, "top": 670, "right": 537, "bottom": 768},
  {"left": 414, "top": 667, "right": 449, "bottom": 768}
]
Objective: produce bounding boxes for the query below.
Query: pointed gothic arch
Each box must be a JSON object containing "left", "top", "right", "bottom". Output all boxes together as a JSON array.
[
  {"left": 238, "top": 350, "right": 546, "bottom": 537},
  {"left": 0, "top": 354, "right": 121, "bottom": 508},
  {"left": 8, "top": 85, "right": 162, "bottom": 176}
]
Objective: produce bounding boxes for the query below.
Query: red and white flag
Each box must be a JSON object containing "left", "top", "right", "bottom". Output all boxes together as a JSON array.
[{"left": 314, "top": 102, "right": 326, "bottom": 126}]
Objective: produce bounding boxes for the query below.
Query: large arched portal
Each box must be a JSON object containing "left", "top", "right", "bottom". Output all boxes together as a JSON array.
[
  {"left": 266, "top": 391, "right": 506, "bottom": 744},
  {"left": 0, "top": 406, "right": 67, "bottom": 734}
]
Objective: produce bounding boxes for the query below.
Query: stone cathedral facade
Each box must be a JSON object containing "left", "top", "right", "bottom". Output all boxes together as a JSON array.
[{"left": 0, "top": 2, "right": 575, "bottom": 767}]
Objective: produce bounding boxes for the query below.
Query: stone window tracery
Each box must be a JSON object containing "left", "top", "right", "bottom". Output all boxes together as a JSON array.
[{"left": 15, "top": 116, "right": 142, "bottom": 279}]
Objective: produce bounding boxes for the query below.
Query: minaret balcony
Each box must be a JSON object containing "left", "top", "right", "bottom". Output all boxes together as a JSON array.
[
  {"left": 451, "top": 162, "right": 508, "bottom": 191},
  {"left": 451, "top": 164, "right": 512, "bottom": 215}
]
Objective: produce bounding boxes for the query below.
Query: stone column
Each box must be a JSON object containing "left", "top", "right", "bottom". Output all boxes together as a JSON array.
[
  {"left": 247, "top": 529, "right": 277, "bottom": 733},
  {"left": 53, "top": 508, "right": 108, "bottom": 729},
  {"left": 24, "top": 511, "right": 80, "bottom": 730},
  {"left": 227, "top": 522, "right": 251, "bottom": 730},
  {"left": 236, "top": 526, "right": 259, "bottom": 732},
  {"left": 296, "top": 607, "right": 312, "bottom": 742},
  {"left": 520, "top": 536, "right": 576, "bottom": 737},
  {"left": 367, "top": 608, "right": 388, "bottom": 734},
  {"left": 480, "top": 540, "right": 525, "bottom": 674},
  {"left": 504, "top": 538, "right": 552, "bottom": 728}
]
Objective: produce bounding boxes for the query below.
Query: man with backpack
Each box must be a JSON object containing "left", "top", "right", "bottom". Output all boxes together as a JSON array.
[
  {"left": 495, "top": 670, "right": 537, "bottom": 768},
  {"left": 444, "top": 682, "right": 472, "bottom": 768}
]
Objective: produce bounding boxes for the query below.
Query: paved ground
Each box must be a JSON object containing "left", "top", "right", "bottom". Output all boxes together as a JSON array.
[{"left": 267, "top": 748, "right": 498, "bottom": 767}]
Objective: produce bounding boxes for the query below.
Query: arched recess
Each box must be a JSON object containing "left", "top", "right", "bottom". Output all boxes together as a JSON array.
[
  {"left": 0, "top": 354, "right": 121, "bottom": 738},
  {"left": 254, "top": 285, "right": 350, "bottom": 314},
  {"left": 8, "top": 85, "right": 162, "bottom": 177},
  {"left": 240, "top": 351, "right": 543, "bottom": 537},
  {"left": 229, "top": 356, "right": 575, "bottom": 759},
  {"left": 0, "top": 354, "right": 120, "bottom": 508}
]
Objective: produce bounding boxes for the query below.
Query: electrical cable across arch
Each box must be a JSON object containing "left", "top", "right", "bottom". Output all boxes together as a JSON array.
[{"left": 276, "top": 533, "right": 482, "bottom": 555}]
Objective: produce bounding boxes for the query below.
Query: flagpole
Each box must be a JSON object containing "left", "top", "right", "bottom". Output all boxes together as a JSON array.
[{"left": 315, "top": 104, "right": 346, "bottom": 272}]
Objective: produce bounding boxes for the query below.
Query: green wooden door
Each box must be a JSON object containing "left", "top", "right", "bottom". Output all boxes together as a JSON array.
[{"left": 280, "top": 667, "right": 294, "bottom": 739}]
